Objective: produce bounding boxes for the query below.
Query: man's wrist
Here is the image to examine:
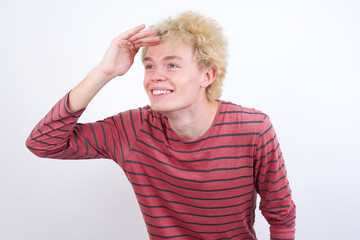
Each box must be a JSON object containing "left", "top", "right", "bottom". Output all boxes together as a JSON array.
[{"left": 91, "top": 66, "right": 115, "bottom": 84}]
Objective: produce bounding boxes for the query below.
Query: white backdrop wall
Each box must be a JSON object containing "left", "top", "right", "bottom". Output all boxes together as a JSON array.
[{"left": 1, "top": 0, "right": 359, "bottom": 239}]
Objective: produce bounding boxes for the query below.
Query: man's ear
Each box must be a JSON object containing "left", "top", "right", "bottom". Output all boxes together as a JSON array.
[{"left": 201, "top": 67, "right": 216, "bottom": 88}]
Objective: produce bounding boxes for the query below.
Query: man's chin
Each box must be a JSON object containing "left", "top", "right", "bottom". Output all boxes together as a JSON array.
[{"left": 150, "top": 103, "right": 172, "bottom": 115}]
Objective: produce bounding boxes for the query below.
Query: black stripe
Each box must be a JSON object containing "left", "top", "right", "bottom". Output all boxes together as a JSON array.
[
  {"left": 44, "top": 133, "right": 64, "bottom": 140},
  {"left": 136, "top": 139, "right": 172, "bottom": 158},
  {"left": 78, "top": 125, "right": 88, "bottom": 156},
  {"left": 143, "top": 211, "right": 253, "bottom": 227},
  {"left": 148, "top": 232, "right": 201, "bottom": 240},
  {"left": 57, "top": 100, "right": 63, "bottom": 119},
  {"left": 89, "top": 123, "right": 99, "bottom": 149},
  {"left": 139, "top": 197, "right": 254, "bottom": 218},
  {"left": 144, "top": 118, "right": 165, "bottom": 133},
  {"left": 138, "top": 138, "right": 255, "bottom": 154},
  {"left": 255, "top": 152, "right": 283, "bottom": 170},
  {"left": 221, "top": 102, "right": 241, "bottom": 107},
  {"left": 259, "top": 182, "right": 289, "bottom": 194},
  {"left": 65, "top": 134, "right": 79, "bottom": 159},
  {"left": 132, "top": 148, "right": 253, "bottom": 173},
  {"left": 166, "top": 135, "right": 254, "bottom": 145},
  {"left": 268, "top": 211, "right": 295, "bottom": 227},
  {"left": 30, "top": 129, "right": 57, "bottom": 146},
  {"left": 258, "top": 175, "right": 286, "bottom": 185},
  {"left": 80, "top": 138, "right": 90, "bottom": 159},
  {"left": 44, "top": 120, "right": 69, "bottom": 132},
  {"left": 27, "top": 146, "right": 53, "bottom": 152},
  {"left": 135, "top": 140, "right": 254, "bottom": 164},
  {"left": 78, "top": 125, "right": 102, "bottom": 159},
  {"left": 93, "top": 150, "right": 100, "bottom": 159},
  {"left": 261, "top": 193, "right": 291, "bottom": 203},
  {"left": 119, "top": 112, "right": 131, "bottom": 151},
  {"left": 142, "top": 129, "right": 259, "bottom": 145},
  {"left": 135, "top": 189, "right": 254, "bottom": 210},
  {"left": 220, "top": 110, "right": 265, "bottom": 115},
  {"left": 58, "top": 119, "right": 68, "bottom": 126},
  {"left": 257, "top": 163, "right": 285, "bottom": 177},
  {"left": 130, "top": 181, "right": 254, "bottom": 201},
  {"left": 144, "top": 117, "right": 174, "bottom": 132},
  {"left": 145, "top": 221, "right": 247, "bottom": 235},
  {"left": 58, "top": 101, "right": 77, "bottom": 125},
  {"left": 256, "top": 134, "right": 276, "bottom": 151},
  {"left": 127, "top": 169, "right": 252, "bottom": 189},
  {"left": 47, "top": 146, "right": 69, "bottom": 158},
  {"left": 49, "top": 127, "right": 69, "bottom": 133},
  {"left": 43, "top": 119, "right": 55, "bottom": 130},
  {"left": 255, "top": 143, "right": 280, "bottom": 162},
  {"left": 260, "top": 205, "right": 290, "bottom": 211},
  {"left": 140, "top": 129, "right": 165, "bottom": 143},
  {"left": 130, "top": 109, "right": 137, "bottom": 139},
  {"left": 144, "top": 108, "right": 162, "bottom": 120},
  {"left": 50, "top": 107, "right": 55, "bottom": 122},
  {"left": 214, "top": 121, "right": 263, "bottom": 127},
  {"left": 167, "top": 144, "right": 256, "bottom": 154},
  {"left": 177, "top": 154, "right": 254, "bottom": 163},
  {"left": 38, "top": 115, "right": 47, "bottom": 135},
  {"left": 286, "top": 220, "right": 296, "bottom": 227},
  {"left": 111, "top": 117, "right": 125, "bottom": 164},
  {"left": 284, "top": 216, "right": 296, "bottom": 225},
  {"left": 139, "top": 107, "right": 143, "bottom": 124},
  {"left": 99, "top": 122, "right": 108, "bottom": 154},
  {"left": 260, "top": 124, "right": 273, "bottom": 138}
]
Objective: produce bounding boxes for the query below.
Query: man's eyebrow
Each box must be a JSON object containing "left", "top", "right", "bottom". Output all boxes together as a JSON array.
[
  {"left": 143, "top": 57, "right": 152, "bottom": 62},
  {"left": 143, "top": 56, "right": 183, "bottom": 62},
  {"left": 164, "top": 56, "right": 183, "bottom": 61}
]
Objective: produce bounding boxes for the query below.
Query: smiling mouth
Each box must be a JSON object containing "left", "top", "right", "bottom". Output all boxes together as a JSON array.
[{"left": 151, "top": 89, "right": 174, "bottom": 95}]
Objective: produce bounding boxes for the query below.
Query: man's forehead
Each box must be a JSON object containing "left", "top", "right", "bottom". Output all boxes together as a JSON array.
[
  {"left": 143, "top": 40, "right": 195, "bottom": 62},
  {"left": 143, "top": 55, "right": 184, "bottom": 62}
]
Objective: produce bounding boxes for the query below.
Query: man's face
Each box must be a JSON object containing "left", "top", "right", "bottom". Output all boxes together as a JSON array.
[{"left": 143, "top": 40, "right": 208, "bottom": 114}]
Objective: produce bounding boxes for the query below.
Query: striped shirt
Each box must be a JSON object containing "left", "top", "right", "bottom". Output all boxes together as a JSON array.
[{"left": 26, "top": 93, "right": 296, "bottom": 240}]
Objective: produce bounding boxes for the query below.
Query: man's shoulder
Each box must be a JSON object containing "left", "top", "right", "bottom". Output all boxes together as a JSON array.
[{"left": 219, "top": 100, "right": 267, "bottom": 118}]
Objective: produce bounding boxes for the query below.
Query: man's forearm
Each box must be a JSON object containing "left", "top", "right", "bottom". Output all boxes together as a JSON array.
[{"left": 67, "top": 67, "right": 114, "bottom": 112}]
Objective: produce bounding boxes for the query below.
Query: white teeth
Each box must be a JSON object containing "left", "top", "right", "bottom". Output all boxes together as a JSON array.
[{"left": 152, "top": 90, "right": 172, "bottom": 95}]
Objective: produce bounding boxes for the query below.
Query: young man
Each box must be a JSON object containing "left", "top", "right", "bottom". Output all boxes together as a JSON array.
[{"left": 26, "top": 11, "right": 296, "bottom": 240}]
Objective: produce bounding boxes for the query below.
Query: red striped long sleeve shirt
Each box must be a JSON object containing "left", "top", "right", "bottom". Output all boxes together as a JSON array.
[{"left": 26, "top": 93, "right": 296, "bottom": 240}]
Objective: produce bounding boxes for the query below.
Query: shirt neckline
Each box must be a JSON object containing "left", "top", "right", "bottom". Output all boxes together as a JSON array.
[{"left": 162, "top": 100, "right": 223, "bottom": 143}]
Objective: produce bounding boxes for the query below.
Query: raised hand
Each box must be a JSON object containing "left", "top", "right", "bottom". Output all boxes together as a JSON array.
[{"left": 97, "top": 25, "right": 160, "bottom": 79}]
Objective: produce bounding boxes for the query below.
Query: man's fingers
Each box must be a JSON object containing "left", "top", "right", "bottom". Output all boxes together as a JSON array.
[
  {"left": 116, "top": 24, "right": 146, "bottom": 40},
  {"left": 111, "top": 25, "right": 160, "bottom": 51},
  {"left": 134, "top": 36, "right": 161, "bottom": 48},
  {"left": 128, "top": 29, "right": 156, "bottom": 42}
]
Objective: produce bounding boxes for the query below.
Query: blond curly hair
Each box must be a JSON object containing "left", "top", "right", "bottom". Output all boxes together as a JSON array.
[{"left": 141, "top": 11, "right": 228, "bottom": 101}]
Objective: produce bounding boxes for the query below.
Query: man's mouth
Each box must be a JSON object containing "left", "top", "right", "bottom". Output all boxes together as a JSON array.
[{"left": 151, "top": 89, "right": 174, "bottom": 95}]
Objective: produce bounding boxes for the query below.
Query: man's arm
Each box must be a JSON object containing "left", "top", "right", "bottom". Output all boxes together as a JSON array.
[
  {"left": 67, "top": 24, "right": 160, "bottom": 112},
  {"left": 25, "top": 92, "right": 143, "bottom": 168},
  {"left": 254, "top": 115, "right": 296, "bottom": 240},
  {"left": 26, "top": 25, "right": 159, "bottom": 164}
]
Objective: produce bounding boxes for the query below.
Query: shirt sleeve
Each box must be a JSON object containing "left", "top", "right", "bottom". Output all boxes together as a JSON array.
[
  {"left": 25, "top": 92, "right": 143, "bottom": 169},
  {"left": 254, "top": 115, "right": 296, "bottom": 240}
]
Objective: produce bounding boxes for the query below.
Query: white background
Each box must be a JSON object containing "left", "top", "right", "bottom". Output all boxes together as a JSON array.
[{"left": 1, "top": 0, "right": 359, "bottom": 239}]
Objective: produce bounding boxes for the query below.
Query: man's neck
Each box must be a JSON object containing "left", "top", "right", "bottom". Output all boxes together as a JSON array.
[{"left": 163, "top": 99, "right": 219, "bottom": 140}]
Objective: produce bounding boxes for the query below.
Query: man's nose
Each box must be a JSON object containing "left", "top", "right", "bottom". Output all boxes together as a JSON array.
[{"left": 150, "top": 68, "right": 167, "bottom": 82}]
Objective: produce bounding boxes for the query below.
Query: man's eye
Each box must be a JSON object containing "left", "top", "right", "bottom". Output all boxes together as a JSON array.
[
  {"left": 168, "top": 64, "right": 177, "bottom": 68},
  {"left": 146, "top": 65, "right": 154, "bottom": 69}
]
